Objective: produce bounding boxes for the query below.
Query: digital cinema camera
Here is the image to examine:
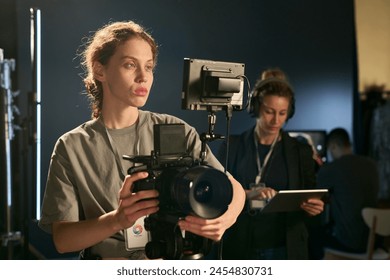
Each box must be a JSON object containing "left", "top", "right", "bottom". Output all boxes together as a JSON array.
[{"left": 124, "top": 58, "right": 245, "bottom": 260}]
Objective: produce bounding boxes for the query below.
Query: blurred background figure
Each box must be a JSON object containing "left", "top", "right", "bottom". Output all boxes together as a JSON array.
[{"left": 316, "top": 127, "right": 380, "bottom": 255}]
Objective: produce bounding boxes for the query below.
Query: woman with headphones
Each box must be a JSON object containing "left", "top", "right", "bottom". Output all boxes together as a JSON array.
[{"left": 217, "top": 68, "right": 324, "bottom": 259}]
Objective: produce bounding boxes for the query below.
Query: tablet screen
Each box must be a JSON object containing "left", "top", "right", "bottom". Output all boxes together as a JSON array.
[{"left": 260, "top": 189, "right": 328, "bottom": 213}]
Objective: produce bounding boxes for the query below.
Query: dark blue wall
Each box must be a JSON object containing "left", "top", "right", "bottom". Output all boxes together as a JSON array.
[{"left": 10, "top": 0, "right": 356, "bottom": 258}]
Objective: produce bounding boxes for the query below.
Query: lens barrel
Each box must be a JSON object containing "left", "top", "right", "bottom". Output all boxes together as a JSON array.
[{"left": 172, "top": 165, "right": 233, "bottom": 219}]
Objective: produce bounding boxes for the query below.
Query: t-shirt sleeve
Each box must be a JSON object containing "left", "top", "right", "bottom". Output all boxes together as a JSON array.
[{"left": 38, "top": 137, "right": 81, "bottom": 234}]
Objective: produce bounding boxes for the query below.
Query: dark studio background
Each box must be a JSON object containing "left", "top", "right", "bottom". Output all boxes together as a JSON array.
[{"left": 1, "top": 0, "right": 359, "bottom": 259}]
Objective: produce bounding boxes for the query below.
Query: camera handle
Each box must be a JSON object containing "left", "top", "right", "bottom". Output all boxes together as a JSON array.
[
  {"left": 199, "top": 110, "right": 225, "bottom": 163},
  {"left": 199, "top": 105, "right": 233, "bottom": 164}
]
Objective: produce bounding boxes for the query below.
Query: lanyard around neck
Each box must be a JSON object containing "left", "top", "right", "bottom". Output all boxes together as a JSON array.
[{"left": 253, "top": 126, "right": 279, "bottom": 185}]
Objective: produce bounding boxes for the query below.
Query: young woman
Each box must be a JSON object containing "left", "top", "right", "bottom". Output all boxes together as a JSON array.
[
  {"left": 218, "top": 69, "right": 324, "bottom": 259},
  {"left": 39, "top": 21, "right": 245, "bottom": 259}
]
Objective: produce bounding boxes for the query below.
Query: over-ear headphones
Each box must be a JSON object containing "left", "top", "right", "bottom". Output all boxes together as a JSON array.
[{"left": 247, "top": 77, "right": 295, "bottom": 119}]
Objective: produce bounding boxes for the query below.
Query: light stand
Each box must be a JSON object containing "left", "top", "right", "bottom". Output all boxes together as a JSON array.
[{"left": 0, "top": 49, "right": 22, "bottom": 258}]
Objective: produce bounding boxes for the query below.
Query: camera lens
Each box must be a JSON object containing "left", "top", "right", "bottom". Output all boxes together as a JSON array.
[
  {"left": 194, "top": 182, "right": 212, "bottom": 203},
  {"left": 173, "top": 165, "right": 233, "bottom": 219}
]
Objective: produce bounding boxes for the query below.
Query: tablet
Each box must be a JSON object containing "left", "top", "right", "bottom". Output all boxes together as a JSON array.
[{"left": 260, "top": 189, "right": 328, "bottom": 213}]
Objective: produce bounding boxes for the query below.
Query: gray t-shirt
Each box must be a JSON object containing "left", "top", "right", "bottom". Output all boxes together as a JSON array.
[{"left": 39, "top": 110, "right": 224, "bottom": 258}]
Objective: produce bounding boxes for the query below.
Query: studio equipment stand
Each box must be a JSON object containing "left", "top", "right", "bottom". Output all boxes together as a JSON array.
[{"left": 0, "top": 48, "right": 22, "bottom": 259}]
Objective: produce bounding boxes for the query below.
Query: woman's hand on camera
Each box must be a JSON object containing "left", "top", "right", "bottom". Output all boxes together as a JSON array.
[
  {"left": 178, "top": 215, "right": 227, "bottom": 241},
  {"left": 115, "top": 173, "right": 159, "bottom": 231},
  {"left": 178, "top": 176, "right": 245, "bottom": 241}
]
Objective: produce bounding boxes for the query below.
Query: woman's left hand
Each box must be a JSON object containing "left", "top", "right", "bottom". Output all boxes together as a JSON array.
[
  {"left": 178, "top": 215, "right": 227, "bottom": 241},
  {"left": 300, "top": 198, "right": 324, "bottom": 216},
  {"left": 178, "top": 175, "right": 245, "bottom": 241}
]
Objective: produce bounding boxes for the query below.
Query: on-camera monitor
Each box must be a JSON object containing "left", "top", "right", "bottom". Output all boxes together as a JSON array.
[{"left": 181, "top": 58, "right": 245, "bottom": 111}]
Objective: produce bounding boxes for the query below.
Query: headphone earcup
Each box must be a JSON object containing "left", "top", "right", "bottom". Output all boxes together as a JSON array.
[
  {"left": 287, "top": 96, "right": 295, "bottom": 119},
  {"left": 248, "top": 91, "right": 261, "bottom": 117}
]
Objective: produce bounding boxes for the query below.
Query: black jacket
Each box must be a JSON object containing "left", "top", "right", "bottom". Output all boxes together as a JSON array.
[{"left": 218, "top": 127, "right": 316, "bottom": 259}]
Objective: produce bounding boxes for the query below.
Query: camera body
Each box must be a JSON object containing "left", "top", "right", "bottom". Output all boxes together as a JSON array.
[
  {"left": 131, "top": 160, "right": 232, "bottom": 219},
  {"left": 124, "top": 123, "right": 233, "bottom": 259},
  {"left": 127, "top": 124, "right": 232, "bottom": 219}
]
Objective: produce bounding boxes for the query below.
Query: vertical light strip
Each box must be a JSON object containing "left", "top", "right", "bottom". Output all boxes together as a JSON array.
[{"left": 34, "top": 8, "right": 42, "bottom": 220}]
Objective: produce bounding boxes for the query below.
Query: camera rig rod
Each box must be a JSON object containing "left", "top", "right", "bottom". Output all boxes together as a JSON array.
[{"left": 199, "top": 109, "right": 225, "bottom": 162}]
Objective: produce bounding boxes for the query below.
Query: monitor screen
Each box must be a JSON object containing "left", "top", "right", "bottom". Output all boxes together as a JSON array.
[
  {"left": 287, "top": 130, "right": 327, "bottom": 164},
  {"left": 181, "top": 58, "right": 245, "bottom": 111}
]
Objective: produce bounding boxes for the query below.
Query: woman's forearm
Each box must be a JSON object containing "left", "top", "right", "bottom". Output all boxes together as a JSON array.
[
  {"left": 226, "top": 175, "right": 246, "bottom": 224},
  {"left": 52, "top": 211, "right": 120, "bottom": 254}
]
